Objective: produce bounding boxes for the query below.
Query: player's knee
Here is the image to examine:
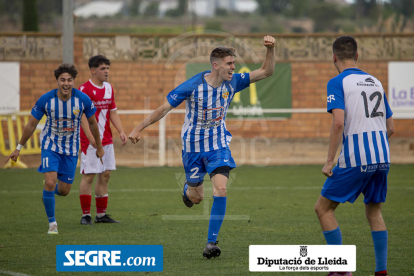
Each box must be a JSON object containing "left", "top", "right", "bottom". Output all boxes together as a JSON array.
[
  {"left": 59, "top": 189, "right": 70, "bottom": 196},
  {"left": 82, "top": 174, "right": 95, "bottom": 185},
  {"left": 314, "top": 202, "right": 324, "bottom": 217},
  {"left": 44, "top": 179, "right": 56, "bottom": 190},
  {"left": 192, "top": 195, "right": 204, "bottom": 204},
  {"left": 103, "top": 171, "right": 111, "bottom": 181}
]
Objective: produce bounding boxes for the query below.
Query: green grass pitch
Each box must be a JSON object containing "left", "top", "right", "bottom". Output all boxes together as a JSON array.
[{"left": 0, "top": 165, "right": 413, "bottom": 276}]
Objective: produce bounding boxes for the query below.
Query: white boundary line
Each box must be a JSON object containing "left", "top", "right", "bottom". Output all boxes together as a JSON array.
[
  {"left": 1, "top": 186, "right": 413, "bottom": 194},
  {"left": 0, "top": 270, "right": 32, "bottom": 276}
]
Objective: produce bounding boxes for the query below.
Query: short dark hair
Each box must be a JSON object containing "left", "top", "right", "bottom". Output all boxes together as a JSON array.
[
  {"left": 333, "top": 36, "right": 358, "bottom": 61},
  {"left": 54, "top": 63, "right": 78, "bottom": 79},
  {"left": 88, "top": 55, "right": 111, "bottom": 69},
  {"left": 210, "top": 47, "right": 237, "bottom": 64}
]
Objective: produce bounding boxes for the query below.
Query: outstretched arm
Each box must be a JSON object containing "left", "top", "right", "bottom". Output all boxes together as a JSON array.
[
  {"left": 249, "top": 35, "right": 276, "bottom": 83},
  {"left": 128, "top": 102, "right": 174, "bottom": 144},
  {"left": 6, "top": 116, "right": 40, "bottom": 163},
  {"left": 322, "top": 108, "right": 344, "bottom": 177}
]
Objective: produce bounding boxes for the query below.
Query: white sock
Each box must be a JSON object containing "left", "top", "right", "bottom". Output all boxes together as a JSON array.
[
  {"left": 49, "top": 221, "right": 57, "bottom": 227},
  {"left": 82, "top": 214, "right": 91, "bottom": 217},
  {"left": 97, "top": 213, "right": 105, "bottom": 218}
]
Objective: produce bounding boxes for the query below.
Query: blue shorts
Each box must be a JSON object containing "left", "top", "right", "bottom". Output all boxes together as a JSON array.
[
  {"left": 321, "top": 163, "right": 390, "bottom": 204},
  {"left": 182, "top": 147, "right": 236, "bottom": 183},
  {"left": 37, "top": 150, "right": 78, "bottom": 184}
]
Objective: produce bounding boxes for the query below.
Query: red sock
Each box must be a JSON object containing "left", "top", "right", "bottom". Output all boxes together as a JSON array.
[
  {"left": 80, "top": 195, "right": 91, "bottom": 215},
  {"left": 96, "top": 195, "right": 108, "bottom": 214},
  {"left": 375, "top": 271, "right": 388, "bottom": 276}
]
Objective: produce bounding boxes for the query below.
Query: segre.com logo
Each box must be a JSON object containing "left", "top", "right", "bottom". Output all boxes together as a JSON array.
[{"left": 56, "top": 245, "right": 163, "bottom": 272}]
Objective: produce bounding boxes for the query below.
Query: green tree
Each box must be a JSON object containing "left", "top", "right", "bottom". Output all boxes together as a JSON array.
[
  {"left": 354, "top": 0, "right": 378, "bottom": 20},
  {"left": 37, "top": 0, "right": 62, "bottom": 23},
  {"left": 130, "top": 0, "right": 141, "bottom": 16},
  {"left": 22, "top": 0, "right": 39, "bottom": 31},
  {"left": 144, "top": 2, "right": 159, "bottom": 17},
  {"left": 389, "top": 0, "right": 414, "bottom": 17},
  {"left": 309, "top": 2, "right": 341, "bottom": 32},
  {"left": 165, "top": 0, "right": 187, "bottom": 17},
  {"left": 284, "top": 0, "right": 309, "bottom": 17},
  {"left": 256, "top": 0, "right": 289, "bottom": 15}
]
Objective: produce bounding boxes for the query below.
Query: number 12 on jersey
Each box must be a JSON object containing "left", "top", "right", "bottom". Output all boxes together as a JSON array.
[{"left": 361, "top": 91, "right": 384, "bottom": 118}]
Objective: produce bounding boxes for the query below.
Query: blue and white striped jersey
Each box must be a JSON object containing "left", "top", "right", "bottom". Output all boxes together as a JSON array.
[
  {"left": 327, "top": 68, "right": 393, "bottom": 168},
  {"left": 167, "top": 71, "right": 250, "bottom": 152},
  {"left": 31, "top": 89, "right": 96, "bottom": 156}
]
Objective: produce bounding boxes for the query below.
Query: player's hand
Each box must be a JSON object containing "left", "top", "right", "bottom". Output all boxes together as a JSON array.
[
  {"left": 5, "top": 149, "right": 20, "bottom": 163},
  {"left": 96, "top": 147, "right": 105, "bottom": 165},
  {"left": 119, "top": 132, "right": 127, "bottom": 146},
  {"left": 128, "top": 128, "right": 141, "bottom": 144},
  {"left": 263, "top": 35, "right": 275, "bottom": 48},
  {"left": 322, "top": 162, "right": 335, "bottom": 177}
]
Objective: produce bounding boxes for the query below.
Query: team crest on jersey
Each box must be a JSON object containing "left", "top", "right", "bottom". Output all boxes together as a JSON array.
[
  {"left": 73, "top": 107, "right": 80, "bottom": 115},
  {"left": 222, "top": 91, "right": 229, "bottom": 99}
]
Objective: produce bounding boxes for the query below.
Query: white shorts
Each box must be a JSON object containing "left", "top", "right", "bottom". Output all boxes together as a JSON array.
[{"left": 80, "top": 144, "right": 116, "bottom": 174}]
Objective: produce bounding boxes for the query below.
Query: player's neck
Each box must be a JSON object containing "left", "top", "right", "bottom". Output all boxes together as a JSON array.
[
  {"left": 90, "top": 77, "right": 104, "bottom": 87},
  {"left": 336, "top": 61, "right": 358, "bottom": 73},
  {"left": 204, "top": 71, "right": 224, "bottom": 88},
  {"left": 57, "top": 89, "right": 72, "bottom": 101}
]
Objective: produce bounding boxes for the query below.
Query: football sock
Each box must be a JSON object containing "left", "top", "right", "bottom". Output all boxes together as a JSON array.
[
  {"left": 207, "top": 196, "right": 226, "bottom": 244},
  {"left": 96, "top": 194, "right": 108, "bottom": 218},
  {"left": 80, "top": 194, "right": 92, "bottom": 216},
  {"left": 43, "top": 189, "right": 56, "bottom": 223},
  {"left": 49, "top": 221, "right": 57, "bottom": 227},
  {"left": 54, "top": 183, "right": 61, "bottom": 196},
  {"left": 323, "top": 226, "right": 342, "bottom": 245},
  {"left": 372, "top": 230, "right": 388, "bottom": 272},
  {"left": 183, "top": 182, "right": 190, "bottom": 201}
]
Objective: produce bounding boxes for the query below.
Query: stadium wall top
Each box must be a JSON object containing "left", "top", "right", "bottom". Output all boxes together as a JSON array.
[{"left": 1, "top": 32, "right": 414, "bottom": 62}]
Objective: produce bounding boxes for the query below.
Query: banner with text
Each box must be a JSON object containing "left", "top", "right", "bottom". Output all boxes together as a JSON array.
[
  {"left": 388, "top": 62, "right": 414, "bottom": 118},
  {"left": 0, "top": 62, "right": 19, "bottom": 114},
  {"left": 249, "top": 245, "right": 356, "bottom": 272},
  {"left": 186, "top": 63, "right": 291, "bottom": 119},
  {"left": 56, "top": 245, "right": 163, "bottom": 272}
]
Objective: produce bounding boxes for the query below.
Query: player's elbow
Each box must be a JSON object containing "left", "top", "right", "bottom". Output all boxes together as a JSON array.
[
  {"left": 264, "top": 69, "right": 273, "bottom": 78},
  {"left": 332, "top": 121, "right": 344, "bottom": 131},
  {"left": 387, "top": 126, "right": 394, "bottom": 138},
  {"left": 386, "top": 122, "right": 394, "bottom": 138}
]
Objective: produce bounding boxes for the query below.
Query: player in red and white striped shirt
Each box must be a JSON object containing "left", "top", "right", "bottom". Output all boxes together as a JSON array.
[{"left": 78, "top": 55, "right": 127, "bottom": 225}]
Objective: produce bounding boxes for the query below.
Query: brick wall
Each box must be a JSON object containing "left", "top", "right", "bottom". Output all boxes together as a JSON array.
[{"left": 18, "top": 37, "right": 414, "bottom": 141}]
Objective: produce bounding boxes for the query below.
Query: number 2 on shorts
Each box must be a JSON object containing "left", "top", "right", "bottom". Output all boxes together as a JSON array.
[{"left": 190, "top": 167, "right": 199, "bottom": 179}]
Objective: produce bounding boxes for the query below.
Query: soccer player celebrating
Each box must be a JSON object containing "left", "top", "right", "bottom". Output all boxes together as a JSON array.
[
  {"left": 6, "top": 64, "right": 104, "bottom": 234},
  {"left": 129, "top": 35, "right": 276, "bottom": 258},
  {"left": 314, "top": 36, "right": 394, "bottom": 276},
  {"left": 78, "top": 55, "right": 127, "bottom": 225}
]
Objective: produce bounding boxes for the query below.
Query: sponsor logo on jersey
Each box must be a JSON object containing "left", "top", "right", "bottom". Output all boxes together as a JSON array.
[
  {"left": 365, "top": 77, "right": 375, "bottom": 84},
  {"left": 240, "top": 73, "right": 245, "bottom": 79},
  {"left": 357, "top": 77, "right": 379, "bottom": 87},
  {"left": 327, "top": 95, "right": 335, "bottom": 103},
  {"left": 93, "top": 90, "right": 96, "bottom": 95}
]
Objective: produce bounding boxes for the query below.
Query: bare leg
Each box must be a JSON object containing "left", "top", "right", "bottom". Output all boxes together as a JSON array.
[{"left": 314, "top": 195, "right": 340, "bottom": 231}]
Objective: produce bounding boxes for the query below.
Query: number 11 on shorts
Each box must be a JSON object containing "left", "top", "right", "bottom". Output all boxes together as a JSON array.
[{"left": 43, "top": 157, "right": 49, "bottom": 168}]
